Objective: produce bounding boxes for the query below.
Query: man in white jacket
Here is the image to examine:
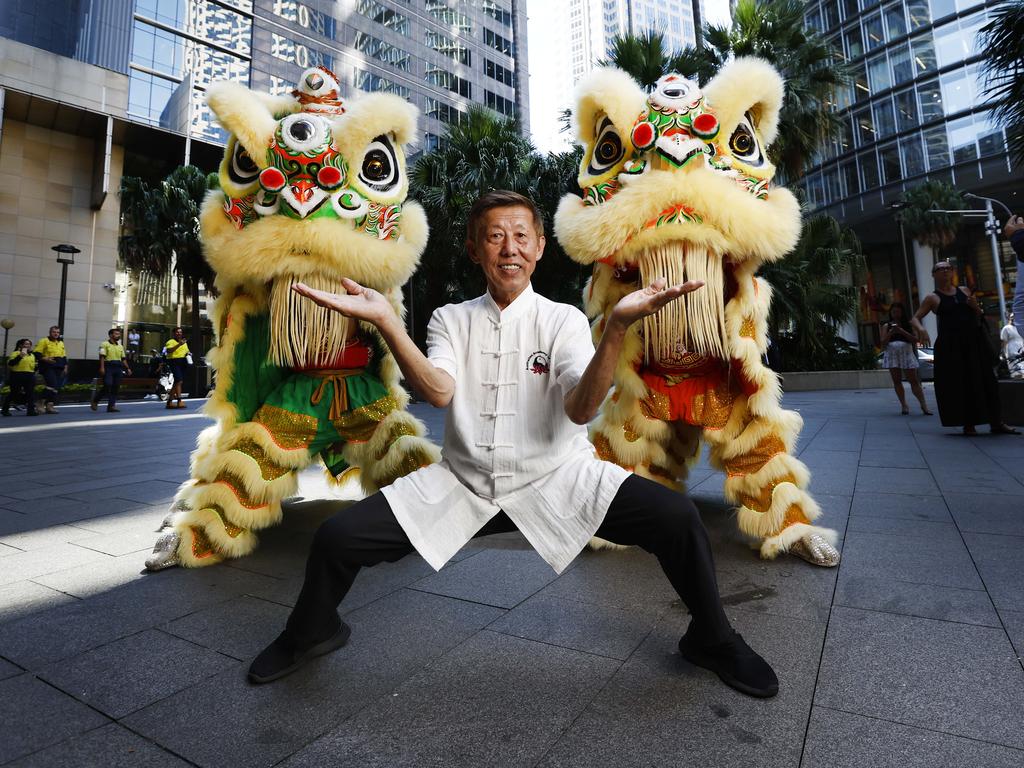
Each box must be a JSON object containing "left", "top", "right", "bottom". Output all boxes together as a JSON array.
[{"left": 248, "top": 190, "right": 778, "bottom": 698}]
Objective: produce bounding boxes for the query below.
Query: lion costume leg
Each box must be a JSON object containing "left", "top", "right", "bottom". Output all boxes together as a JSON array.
[
  {"left": 704, "top": 395, "right": 839, "bottom": 565},
  {"left": 147, "top": 375, "right": 438, "bottom": 570}
]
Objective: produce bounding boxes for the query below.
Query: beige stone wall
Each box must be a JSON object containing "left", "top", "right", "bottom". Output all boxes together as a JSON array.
[{"left": 0, "top": 118, "right": 123, "bottom": 359}]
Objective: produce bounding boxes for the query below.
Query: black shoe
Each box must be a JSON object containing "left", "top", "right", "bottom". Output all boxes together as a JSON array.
[
  {"left": 248, "top": 621, "right": 351, "bottom": 684},
  {"left": 679, "top": 626, "right": 779, "bottom": 698}
]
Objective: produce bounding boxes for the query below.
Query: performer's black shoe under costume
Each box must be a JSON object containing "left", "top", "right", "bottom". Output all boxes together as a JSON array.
[
  {"left": 248, "top": 621, "right": 351, "bottom": 684},
  {"left": 678, "top": 623, "right": 779, "bottom": 698}
]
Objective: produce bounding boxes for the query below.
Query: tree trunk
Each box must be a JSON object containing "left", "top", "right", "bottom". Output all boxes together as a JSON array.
[{"left": 190, "top": 278, "right": 204, "bottom": 397}]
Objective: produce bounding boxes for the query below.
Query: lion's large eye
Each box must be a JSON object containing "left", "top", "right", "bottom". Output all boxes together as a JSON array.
[
  {"left": 727, "top": 112, "right": 764, "bottom": 167},
  {"left": 227, "top": 138, "right": 259, "bottom": 187},
  {"left": 586, "top": 116, "right": 625, "bottom": 176},
  {"left": 279, "top": 113, "right": 329, "bottom": 153},
  {"left": 358, "top": 135, "right": 401, "bottom": 194}
]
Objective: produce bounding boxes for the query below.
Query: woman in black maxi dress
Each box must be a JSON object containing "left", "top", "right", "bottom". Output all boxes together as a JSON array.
[{"left": 912, "top": 261, "right": 1018, "bottom": 435}]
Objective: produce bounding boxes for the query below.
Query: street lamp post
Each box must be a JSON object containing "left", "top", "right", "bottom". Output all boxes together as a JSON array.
[
  {"left": 0, "top": 318, "right": 13, "bottom": 389},
  {"left": 52, "top": 244, "right": 80, "bottom": 334}
]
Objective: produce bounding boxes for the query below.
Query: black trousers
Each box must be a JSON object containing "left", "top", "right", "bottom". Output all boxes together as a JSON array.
[
  {"left": 2, "top": 372, "right": 36, "bottom": 415},
  {"left": 285, "top": 474, "right": 731, "bottom": 646},
  {"left": 94, "top": 362, "right": 124, "bottom": 407}
]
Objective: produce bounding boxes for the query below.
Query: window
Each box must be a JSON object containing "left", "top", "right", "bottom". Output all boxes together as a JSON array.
[
  {"left": 131, "top": 20, "right": 185, "bottom": 78},
  {"left": 853, "top": 106, "right": 875, "bottom": 145},
  {"left": 948, "top": 115, "right": 978, "bottom": 162},
  {"left": 270, "top": 1, "right": 336, "bottom": 41},
  {"left": 846, "top": 25, "right": 864, "bottom": 59},
  {"left": 917, "top": 80, "right": 943, "bottom": 122},
  {"left": 910, "top": 35, "right": 936, "bottom": 76},
  {"left": 873, "top": 98, "right": 896, "bottom": 138},
  {"left": 128, "top": 70, "right": 177, "bottom": 124},
  {"left": 923, "top": 125, "right": 950, "bottom": 169},
  {"left": 867, "top": 53, "right": 891, "bottom": 93},
  {"left": 483, "top": 28, "right": 513, "bottom": 57},
  {"left": 901, "top": 134, "right": 926, "bottom": 176},
  {"left": 822, "top": 3, "right": 839, "bottom": 31},
  {"left": 935, "top": 12, "right": 985, "bottom": 68},
  {"left": 482, "top": 1, "right": 513, "bottom": 27},
  {"left": 355, "top": 31, "right": 409, "bottom": 70},
  {"left": 355, "top": 70, "right": 410, "bottom": 99},
  {"left": 485, "top": 59, "right": 515, "bottom": 87},
  {"left": 426, "top": 68, "right": 471, "bottom": 98},
  {"left": 860, "top": 150, "right": 880, "bottom": 189},
  {"left": 940, "top": 67, "right": 971, "bottom": 115},
  {"left": 841, "top": 160, "right": 860, "bottom": 196},
  {"left": 977, "top": 112, "right": 1006, "bottom": 157},
  {"left": 823, "top": 167, "right": 841, "bottom": 203},
  {"left": 356, "top": 0, "right": 409, "bottom": 36},
  {"left": 425, "top": 30, "right": 471, "bottom": 65},
  {"left": 485, "top": 89, "right": 516, "bottom": 116},
  {"left": 852, "top": 61, "right": 870, "bottom": 102},
  {"left": 425, "top": 97, "right": 466, "bottom": 125},
  {"left": 894, "top": 88, "right": 918, "bottom": 130},
  {"left": 840, "top": 0, "right": 859, "bottom": 21},
  {"left": 929, "top": 0, "right": 956, "bottom": 23},
  {"left": 839, "top": 114, "right": 855, "bottom": 153},
  {"left": 883, "top": 4, "right": 907, "bottom": 40},
  {"left": 906, "top": 0, "right": 930, "bottom": 29},
  {"left": 424, "top": 132, "right": 446, "bottom": 152},
  {"left": 272, "top": 33, "right": 333, "bottom": 69},
  {"left": 863, "top": 12, "right": 885, "bottom": 51},
  {"left": 890, "top": 44, "right": 912, "bottom": 85},
  {"left": 879, "top": 142, "right": 902, "bottom": 184},
  {"left": 426, "top": 1, "right": 471, "bottom": 33}
]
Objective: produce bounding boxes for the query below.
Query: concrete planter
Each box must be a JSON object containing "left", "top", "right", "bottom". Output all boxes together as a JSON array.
[{"left": 780, "top": 369, "right": 892, "bottom": 392}]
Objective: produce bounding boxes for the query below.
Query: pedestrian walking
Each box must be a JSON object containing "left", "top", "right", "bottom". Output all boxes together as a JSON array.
[
  {"left": 1004, "top": 215, "right": 1024, "bottom": 339},
  {"left": 33, "top": 325, "right": 67, "bottom": 414},
  {"left": 248, "top": 191, "right": 779, "bottom": 699},
  {"left": 912, "top": 261, "right": 1018, "bottom": 435},
  {"left": 127, "top": 327, "right": 141, "bottom": 363},
  {"left": 2, "top": 338, "right": 38, "bottom": 417},
  {"left": 91, "top": 328, "right": 132, "bottom": 413},
  {"left": 162, "top": 327, "right": 191, "bottom": 410},
  {"left": 880, "top": 303, "right": 931, "bottom": 415}
]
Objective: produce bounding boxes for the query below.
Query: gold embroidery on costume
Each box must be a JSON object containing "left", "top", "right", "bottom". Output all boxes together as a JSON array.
[
  {"left": 693, "top": 383, "right": 734, "bottom": 430},
  {"left": 190, "top": 526, "right": 215, "bottom": 559},
  {"left": 333, "top": 395, "right": 399, "bottom": 443},
  {"left": 740, "top": 318, "right": 756, "bottom": 339},
  {"left": 232, "top": 439, "right": 290, "bottom": 481},
  {"left": 253, "top": 405, "right": 317, "bottom": 450},
  {"left": 639, "top": 389, "right": 672, "bottom": 421},
  {"left": 737, "top": 473, "right": 797, "bottom": 513},
  {"left": 724, "top": 435, "right": 787, "bottom": 476}
]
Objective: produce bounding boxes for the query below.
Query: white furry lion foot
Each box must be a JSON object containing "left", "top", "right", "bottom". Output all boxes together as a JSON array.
[
  {"left": 789, "top": 534, "right": 840, "bottom": 567},
  {"left": 145, "top": 531, "right": 181, "bottom": 571}
]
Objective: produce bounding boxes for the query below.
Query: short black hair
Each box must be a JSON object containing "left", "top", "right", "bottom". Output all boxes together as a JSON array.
[
  {"left": 108, "top": 328, "right": 120, "bottom": 337},
  {"left": 466, "top": 190, "right": 544, "bottom": 244}
]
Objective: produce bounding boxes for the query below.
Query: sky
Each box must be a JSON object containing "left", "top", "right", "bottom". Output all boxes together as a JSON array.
[{"left": 526, "top": 0, "right": 732, "bottom": 153}]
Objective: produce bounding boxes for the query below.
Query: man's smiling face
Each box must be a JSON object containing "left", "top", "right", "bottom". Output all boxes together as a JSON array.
[{"left": 467, "top": 205, "right": 545, "bottom": 310}]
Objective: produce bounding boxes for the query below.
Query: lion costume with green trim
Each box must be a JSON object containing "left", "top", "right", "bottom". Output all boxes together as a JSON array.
[
  {"left": 555, "top": 59, "right": 839, "bottom": 566},
  {"left": 146, "top": 68, "right": 439, "bottom": 569}
]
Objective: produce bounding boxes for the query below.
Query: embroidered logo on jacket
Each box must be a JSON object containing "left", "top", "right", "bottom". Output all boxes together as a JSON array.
[{"left": 526, "top": 351, "right": 550, "bottom": 375}]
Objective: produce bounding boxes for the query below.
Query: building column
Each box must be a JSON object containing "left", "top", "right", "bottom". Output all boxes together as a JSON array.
[
  {"left": 836, "top": 265, "right": 858, "bottom": 345},
  {"left": 913, "top": 240, "right": 938, "bottom": 343}
]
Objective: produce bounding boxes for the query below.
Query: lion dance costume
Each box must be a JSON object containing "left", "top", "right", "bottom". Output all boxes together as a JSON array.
[
  {"left": 147, "top": 68, "right": 439, "bottom": 569},
  {"left": 555, "top": 59, "right": 839, "bottom": 566}
]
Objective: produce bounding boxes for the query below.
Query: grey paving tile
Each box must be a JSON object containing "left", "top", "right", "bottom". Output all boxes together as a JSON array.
[
  {"left": 944, "top": 492, "right": 1024, "bottom": 536},
  {"left": 123, "top": 589, "right": 505, "bottom": 768},
  {"left": 538, "top": 548, "right": 678, "bottom": 611},
  {"left": 162, "top": 595, "right": 292, "bottom": 661},
  {"left": 411, "top": 548, "right": 560, "bottom": 609},
  {"left": 0, "top": 497, "right": 142, "bottom": 525},
  {"left": 31, "top": 552, "right": 149, "bottom": 598},
  {"left": 963, "top": 532, "right": 1024, "bottom": 612},
  {"left": 0, "top": 673, "right": 110, "bottom": 764},
  {"left": 0, "top": 656, "right": 22, "bottom": 680},
  {"left": 999, "top": 609, "right": 1024, "bottom": 660},
  {"left": 0, "top": 540, "right": 22, "bottom": 556},
  {"left": 5, "top": 476, "right": 154, "bottom": 501},
  {"left": 854, "top": 466, "right": 940, "bottom": 496},
  {"left": 802, "top": 706, "right": 1024, "bottom": 768},
  {"left": 859, "top": 448, "right": 928, "bottom": 468},
  {"left": 38, "top": 629, "right": 236, "bottom": 719},
  {"left": 835, "top": 574, "right": 1000, "bottom": 626},
  {"left": 282, "top": 630, "right": 622, "bottom": 768},
  {"left": 65, "top": 505, "right": 167, "bottom": 536},
  {"left": 816, "top": 606, "right": 1024, "bottom": 749},
  {"left": 5, "top": 722, "right": 192, "bottom": 768},
  {"left": 0, "top": 580, "right": 78, "bottom": 623},
  {"left": 862, "top": 433, "right": 919, "bottom": 451},
  {"left": 850, "top": 492, "right": 951, "bottom": 522},
  {"left": 57, "top": 479, "right": 182, "bottom": 505},
  {"left": 223, "top": 529, "right": 314, "bottom": 580},
  {"left": 800, "top": 451, "right": 859, "bottom": 495},
  {"left": 535, "top": 610, "right": 824, "bottom": 768},
  {"left": 838, "top": 529, "right": 983, "bottom": 591},
  {"left": 0, "top": 542, "right": 111, "bottom": 588},
  {"left": 70, "top": 529, "right": 157, "bottom": 556},
  {"left": 803, "top": 421, "right": 864, "bottom": 452},
  {"left": 0, "top": 523, "right": 97, "bottom": 551},
  {"left": 846, "top": 515, "right": 961, "bottom": 538},
  {"left": 714, "top": 555, "right": 838, "bottom": 625},
  {"left": 488, "top": 593, "right": 666, "bottom": 659},
  {"left": 934, "top": 467, "right": 1024, "bottom": 494}
]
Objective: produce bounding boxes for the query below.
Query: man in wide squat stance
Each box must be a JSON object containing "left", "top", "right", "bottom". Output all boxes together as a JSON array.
[{"left": 249, "top": 190, "right": 778, "bottom": 698}]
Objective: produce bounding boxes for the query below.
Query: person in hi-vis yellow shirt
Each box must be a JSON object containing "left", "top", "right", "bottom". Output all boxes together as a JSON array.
[
  {"left": 91, "top": 328, "right": 132, "bottom": 412},
  {"left": 162, "top": 326, "right": 191, "bottom": 410}
]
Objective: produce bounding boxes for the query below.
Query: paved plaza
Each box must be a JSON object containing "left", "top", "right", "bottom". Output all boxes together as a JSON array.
[{"left": 0, "top": 387, "right": 1022, "bottom": 767}]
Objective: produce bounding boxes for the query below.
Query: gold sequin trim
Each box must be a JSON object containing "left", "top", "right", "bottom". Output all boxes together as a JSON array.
[
  {"left": 253, "top": 404, "right": 317, "bottom": 451},
  {"left": 210, "top": 472, "right": 268, "bottom": 510},
  {"left": 375, "top": 422, "right": 419, "bottom": 460},
  {"left": 724, "top": 435, "right": 787, "bottom": 476},
  {"left": 190, "top": 526, "right": 215, "bottom": 559},
  {"left": 593, "top": 433, "right": 632, "bottom": 470},
  {"left": 693, "top": 383, "right": 734, "bottom": 430},
  {"left": 232, "top": 439, "right": 290, "bottom": 481},
  {"left": 378, "top": 451, "right": 433, "bottom": 487},
  {"left": 782, "top": 503, "right": 811, "bottom": 528},
  {"left": 737, "top": 473, "right": 797, "bottom": 513},
  {"left": 739, "top": 318, "right": 756, "bottom": 339},
  {"left": 209, "top": 504, "right": 245, "bottom": 538},
  {"left": 332, "top": 395, "right": 399, "bottom": 443},
  {"left": 639, "top": 389, "right": 671, "bottom": 421},
  {"left": 623, "top": 420, "right": 640, "bottom": 442}
]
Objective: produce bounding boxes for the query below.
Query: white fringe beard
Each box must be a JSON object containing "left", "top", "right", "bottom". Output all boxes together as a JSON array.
[
  {"left": 268, "top": 273, "right": 352, "bottom": 368},
  {"left": 639, "top": 243, "right": 729, "bottom": 364}
]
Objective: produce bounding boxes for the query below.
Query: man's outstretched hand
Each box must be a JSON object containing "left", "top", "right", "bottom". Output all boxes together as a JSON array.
[
  {"left": 609, "top": 278, "right": 706, "bottom": 331},
  {"left": 291, "top": 278, "right": 396, "bottom": 329}
]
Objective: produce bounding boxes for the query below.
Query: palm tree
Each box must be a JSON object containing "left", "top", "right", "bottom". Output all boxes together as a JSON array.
[
  {"left": 119, "top": 165, "right": 215, "bottom": 389},
  {"left": 895, "top": 180, "right": 964, "bottom": 251},
  {"left": 408, "top": 108, "right": 585, "bottom": 345},
  {"left": 979, "top": 1, "right": 1024, "bottom": 165},
  {"left": 760, "top": 213, "right": 866, "bottom": 371}
]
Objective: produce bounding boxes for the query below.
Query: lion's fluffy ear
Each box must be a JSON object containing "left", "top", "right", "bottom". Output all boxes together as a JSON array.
[
  {"left": 704, "top": 57, "right": 784, "bottom": 146},
  {"left": 206, "top": 82, "right": 279, "bottom": 167}
]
